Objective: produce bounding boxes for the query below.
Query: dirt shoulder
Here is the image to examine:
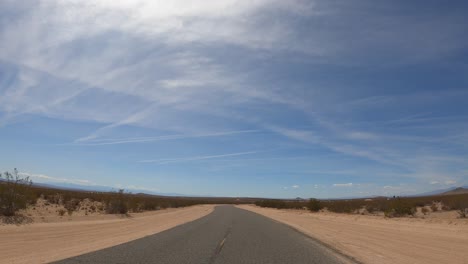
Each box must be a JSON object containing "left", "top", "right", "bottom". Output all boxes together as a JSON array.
[
  {"left": 238, "top": 204, "right": 468, "bottom": 264},
  {"left": 0, "top": 205, "right": 214, "bottom": 264}
]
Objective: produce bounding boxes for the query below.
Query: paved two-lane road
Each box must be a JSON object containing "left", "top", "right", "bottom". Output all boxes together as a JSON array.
[{"left": 55, "top": 205, "right": 355, "bottom": 264}]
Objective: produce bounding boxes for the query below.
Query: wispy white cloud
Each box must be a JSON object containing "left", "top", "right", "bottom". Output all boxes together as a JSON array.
[
  {"left": 139, "top": 151, "right": 259, "bottom": 164},
  {"left": 333, "top": 183, "right": 354, "bottom": 187},
  {"left": 283, "top": 184, "right": 300, "bottom": 190},
  {"left": 429, "top": 179, "right": 458, "bottom": 186},
  {"left": 345, "top": 131, "right": 379, "bottom": 141},
  {"left": 266, "top": 113, "right": 468, "bottom": 187},
  {"left": 265, "top": 125, "right": 318, "bottom": 143},
  {"left": 73, "top": 130, "right": 259, "bottom": 146},
  {"left": 1, "top": 1, "right": 466, "bottom": 139},
  {"left": 267, "top": 125, "right": 403, "bottom": 167},
  {"left": 125, "top": 185, "right": 159, "bottom": 193},
  {"left": 18, "top": 172, "right": 93, "bottom": 185},
  {"left": 1, "top": 1, "right": 467, "bottom": 198}
]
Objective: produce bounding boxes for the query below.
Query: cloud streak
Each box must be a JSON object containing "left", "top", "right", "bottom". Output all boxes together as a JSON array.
[
  {"left": 1, "top": 1, "right": 467, "bottom": 198},
  {"left": 333, "top": 183, "right": 354, "bottom": 187},
  {"left": 18, "top": 172, "right": 93, "bottom": 185},
  {"left": 72, "top": 130, "right": 260, "bottom": 146},
  {"left": 138, "top": 151, "right": 259, "bottom": 164}
]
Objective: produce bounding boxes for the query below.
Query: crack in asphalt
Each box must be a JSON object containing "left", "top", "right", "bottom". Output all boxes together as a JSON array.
[{"left": 208, "top": 226, "right": 232, "bottom": 264}]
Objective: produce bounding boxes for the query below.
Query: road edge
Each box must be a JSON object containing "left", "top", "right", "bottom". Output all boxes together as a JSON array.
[{"left": 235, "top": 205, "right": 362, "bottom": 264}]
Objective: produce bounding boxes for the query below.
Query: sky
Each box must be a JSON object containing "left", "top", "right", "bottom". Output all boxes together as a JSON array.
[{"left": 1, "top": 0, "right": 467, "bottom": 198}]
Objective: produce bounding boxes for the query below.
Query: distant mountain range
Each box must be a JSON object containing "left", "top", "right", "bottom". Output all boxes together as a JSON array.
[
  {"left": 441, "top": 187, "right": 468, "bottom": 195},
  {"left": 5, "top": 178, "right": 467, "bottom": 199},
  {"left": 31, "top": 181, "right": 187, "bottom": 197},
  {"left": 412, "top": 186, "right": 468, "bottom": 197}
]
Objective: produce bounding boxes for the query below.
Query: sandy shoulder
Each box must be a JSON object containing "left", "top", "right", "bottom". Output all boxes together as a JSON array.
[
  {"left": 237, "top": 205, "right": 468, "bottom": 264},
  {"left": 0, "top": 205, "right": 215, "bottom": 264}
]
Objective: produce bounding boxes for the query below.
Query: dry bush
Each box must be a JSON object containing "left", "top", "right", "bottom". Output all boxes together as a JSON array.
[
  {"left": 58, "top": 209, "right": 66, "bottom": 216},
  {"left": 106, "top": 189, "right": 128, "bottom": 214},
  {"left": 0, "top": 169, "right": 33, "bottom": 217},
  {"left": 255, "top": 199, "right": 286, "bottom": 209},
  {"left": 454, "top": 199, "right": 468, "bottom": 218},
  {"left": 1, "top": 214, "right": 33, "bottom": 225},
  {"left": 307, "top": 198, "right": 323, "bottom": 212},
  {"left": 45, "top": 193, "right": 63, "bottom": 205},
  {"left": 421, "top": 207, "right": 429, "bottom": 215},
  {"left": 255, "top": 198, "right": 310, "bottom": 210},
  {"left": 325, "top": 200, "right": 361, "bottom": 213},
  {"left": 26, "top": 185, "right": 247, "bottom": 214},
  {"left": 255, "top": 194, "right": 468, "bottom": 218},
  {"left": 64, "top": 199, "right": 80, "bottom": 215},
  {"left": 384, "top": 198, "right": 416, "bottom": 218},
  {"left": 459, "top": 209, "right": 467, "bottom": 218}
]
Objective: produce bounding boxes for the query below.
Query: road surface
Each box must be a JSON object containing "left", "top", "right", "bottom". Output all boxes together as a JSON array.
[{"left": 55, "top": 205, "right": 355, "bottom": 264}]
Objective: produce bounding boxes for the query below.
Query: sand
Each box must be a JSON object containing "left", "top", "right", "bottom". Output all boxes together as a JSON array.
[
  {"left": 0, "top": 205, "right": 214, "bottom": 264},
  {"left": 3, "top": 203, "right": 466, "bottom": 264},
  {"left": 238, "top": 205, "right": 468, "bottom": 264}
]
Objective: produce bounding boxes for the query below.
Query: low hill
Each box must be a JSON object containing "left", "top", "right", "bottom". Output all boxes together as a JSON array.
[{"left": 442, "top": 187, "right": 468, "bottom": 195}]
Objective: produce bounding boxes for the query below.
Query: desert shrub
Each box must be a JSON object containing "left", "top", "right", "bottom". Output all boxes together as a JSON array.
[
  {"left": 45, "top": 193, "right": 63, "bottom": 205},
  {"left": 255, "top": 199, "right": 287, "bottom": 209},
  {"left": 135, "top": 201, "right": 148, "bottom": 211},
  {"left": 307, "top": 198, "right": 323, "bottom": 212},
  {"left": 414, "top": 201, "right": 425, "bottom": 207},
  {"left": 64, "top": 198, "right": 80, "bottom": 215},
  {"left": 421, "top": 207, "right": 429, "bottom": 215},
  {"left": 106, "top": 189, "right": 128, "bottom": 214},
  {"left": 366, "top": 205, "right": 375, "bottom": 214},
  {"left": 58, "top": 209, "right": 66, "bottom": 216},
  {"left": 459, "top": 209, "right": 467, "bottom": 218},
  {"left": 0, "top": 169, "right": 33, "bottom": 216},
  {"left": 384, "top": 198, "right": 415, "bottom": 218},
  {"left": 453, "top": 199, "right": 468, "bottom": 218},
  {"left": 430, "top": 203, "right": 438, "bottom": 212},
  {"left": 325, "top": 200, "right": 362, "bottom": 214},
  {"left": 252, "top": 193, "right": 468, "bottom": 217},
  {"left": 127, "top": 197, "right": 144, "bottom": 213}
]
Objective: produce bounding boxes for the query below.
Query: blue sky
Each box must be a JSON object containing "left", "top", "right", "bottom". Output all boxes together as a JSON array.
[{"left": 1, "top": 1, "right": 467, "bottom": 198}]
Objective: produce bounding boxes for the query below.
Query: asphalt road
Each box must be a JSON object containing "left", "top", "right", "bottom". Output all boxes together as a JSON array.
[{"left": 54, "top": 205, "right": 354, "bottom": 264}]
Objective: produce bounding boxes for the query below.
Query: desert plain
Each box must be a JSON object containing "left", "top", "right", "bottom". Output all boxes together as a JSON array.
[{"left": 1, "top": 201, "right": 467, "bottom": 264}]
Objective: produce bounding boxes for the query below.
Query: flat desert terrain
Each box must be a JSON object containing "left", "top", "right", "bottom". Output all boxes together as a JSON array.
[
  {"left": 238, "top": 205, "right": 468, "bottom": 264},
  {"left": 0, "top": 205, "right": 214, "bottom": 264}
]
